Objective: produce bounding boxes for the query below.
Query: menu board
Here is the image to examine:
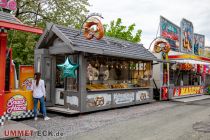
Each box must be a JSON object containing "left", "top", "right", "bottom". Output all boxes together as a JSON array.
[
  {"left": 194, "top": 33, "right": 205, "bottom": 56},
  {"left": 160, "top": 16, "right": 181, "bottom": 51},
  {"left": 180, "top": 19, "right": 194, "bottom": 53}
]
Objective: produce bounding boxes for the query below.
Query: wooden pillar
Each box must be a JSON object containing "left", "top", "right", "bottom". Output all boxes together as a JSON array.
[{"left": 0, "top": 32, "right": 7, "bottom": 118}]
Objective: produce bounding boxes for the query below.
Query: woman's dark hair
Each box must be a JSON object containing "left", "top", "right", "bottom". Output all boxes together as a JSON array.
[{"left": 35, "top": 72, "right": 41, "bottom": 86}]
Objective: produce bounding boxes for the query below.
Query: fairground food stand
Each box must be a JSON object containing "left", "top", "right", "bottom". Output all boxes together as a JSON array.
[
  {"left": 0, "top": 11, "right": 42, "bottom": 125},
  {"left": 35, "top": 23, "right": 158, "bottom": 113},
  {"left": 168, "top": 53, "right": 210, "bottom": 98},
  {"left": 152, "top": 16, "right": 209, "bottom": 100}
]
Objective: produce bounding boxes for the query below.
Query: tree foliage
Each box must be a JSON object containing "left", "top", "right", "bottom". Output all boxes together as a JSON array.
[
  {"left": 8, "top": 31, "right": 40, "bottom": 65},
  {"left": 105, "top": 18, "right": 142, "bottom": 43},
  {"left": 7, "top": 0, "right": 90, "bottom": 67},
  {"left": 15, "top": 0, "right": 90, "bottom": 27}
]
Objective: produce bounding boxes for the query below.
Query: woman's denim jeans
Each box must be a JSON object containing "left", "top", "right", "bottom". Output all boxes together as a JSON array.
[{"left": 33, "top": 96, "right": 47, "bottom": 117}]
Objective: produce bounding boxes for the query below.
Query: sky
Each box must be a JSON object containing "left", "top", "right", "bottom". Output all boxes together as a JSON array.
[{"left": 88, "top": 0, "right": 210, "bottom": 48}]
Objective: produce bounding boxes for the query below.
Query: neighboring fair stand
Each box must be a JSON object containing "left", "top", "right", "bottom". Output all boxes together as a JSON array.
[
  {"left": 0, "top": 11, "right": 42, "bottom": 126},
  {"left": 152, "top": 16, "right": 210, "bottom": 100}
]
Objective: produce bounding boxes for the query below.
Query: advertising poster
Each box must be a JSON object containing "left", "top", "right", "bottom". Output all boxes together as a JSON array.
[
  {"left": 194, "top": 33, "right": 205, "bottom": 56},
  {"left": 180, "top": 19, "right": 194, "bottom": 53},
  {"left": 86, "top": 94, "right": 111, "bottom": 108},
  {"left": 113, "top": 92, "right": 135, "bottom": 104},
  {"left": 19, "top": 65, "right": 34, "bottom": 90},
  {"left": 160, "top": 16, "right": 181, "bottom": 51}
]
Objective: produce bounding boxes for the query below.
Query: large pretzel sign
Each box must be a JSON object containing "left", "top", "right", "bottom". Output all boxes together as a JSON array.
[
  {"left": 83, "top": 18, "right": 104, "bottom": 40},
  {"left": 154, "top": 40, "right": 170, "bottom": 53}
]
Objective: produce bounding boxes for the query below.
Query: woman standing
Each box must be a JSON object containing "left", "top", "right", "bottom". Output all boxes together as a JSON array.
[{"left": 32, "top": 72, "right": 50, "bottom": 121}]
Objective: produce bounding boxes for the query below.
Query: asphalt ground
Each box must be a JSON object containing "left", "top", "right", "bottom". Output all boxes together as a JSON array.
[{"left": 14, "top": 99, "right": 210, "bottom": 140}]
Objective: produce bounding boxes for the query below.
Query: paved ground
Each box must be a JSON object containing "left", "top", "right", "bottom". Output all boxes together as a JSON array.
[{"left": 14, "top": 99, "right": 210, "bottom": 140}]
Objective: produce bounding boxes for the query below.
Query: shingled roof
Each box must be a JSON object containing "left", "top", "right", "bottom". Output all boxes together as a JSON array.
[
  {"left": 36, "top": 23, "right": 158, "bottom": 61},
  {"left": 0, "top": 11, "right": 22, "bottom": 24}
]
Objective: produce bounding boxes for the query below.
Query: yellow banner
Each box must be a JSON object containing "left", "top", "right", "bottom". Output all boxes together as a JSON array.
[{"left": 173, "top": 86, "right": 203, "bottom": 97}]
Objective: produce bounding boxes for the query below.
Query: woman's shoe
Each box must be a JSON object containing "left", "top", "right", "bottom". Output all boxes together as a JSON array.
[
  {"left": 34, "top": 117, "right": 38, "bottom": 121},
  {"left": 44, "top": 116, "right": 50, "bottom": 121}
]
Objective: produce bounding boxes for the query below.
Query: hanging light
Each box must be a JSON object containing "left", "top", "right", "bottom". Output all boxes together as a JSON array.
[
  {"left": 106, "top": 57, "right": 109, "bottom": 68},
  {"left": 95, "top": 63, "right": 98, "bottom": 67}
]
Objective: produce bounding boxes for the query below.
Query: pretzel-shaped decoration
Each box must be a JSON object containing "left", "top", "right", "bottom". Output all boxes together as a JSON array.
[
  {"left": 83, "top": 18, "right": 104, "bottom": 40},
  {"left": 154, "top": 40, "right": 170, "bottom": 53}
]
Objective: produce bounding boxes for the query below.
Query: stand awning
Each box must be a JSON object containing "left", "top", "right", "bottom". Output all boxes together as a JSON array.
[
  {"left": 168, "top": 54, "right": 210, "bottom": 65},
  {"left": 0, "top": 11, "right": 43, "bottom": 34},
  {"left": 172, "top": 59, "right": 210, "bottom": 65}
]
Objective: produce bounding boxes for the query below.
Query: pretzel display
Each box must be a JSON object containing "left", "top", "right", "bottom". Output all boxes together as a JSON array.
[
  {"left": 87, "top": 64, "right": 99, "bottom": 81},
  {"left": 154, "top": 40, "right": 170, "bottom": 53},
  {"left": 83, "top": 18, "right": 104, "bottom": 40}
]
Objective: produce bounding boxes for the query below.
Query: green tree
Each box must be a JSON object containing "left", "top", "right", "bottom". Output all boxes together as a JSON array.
[
  {"left": 105, "top": 18, "right": 142, "bottom": 43},
  {"left": 8, "top": 31, "right": 40, "bottom": 65},
  {"left": 15, "top": 0, "right": 90, "bottom": 27},
  {"left": 7, "top": 0, "right": 90, "bottom": 67}
]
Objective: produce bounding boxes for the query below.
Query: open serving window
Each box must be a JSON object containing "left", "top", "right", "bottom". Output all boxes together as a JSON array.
[{"left": 86, "top": 56, "right": 152, "bottom": 91}]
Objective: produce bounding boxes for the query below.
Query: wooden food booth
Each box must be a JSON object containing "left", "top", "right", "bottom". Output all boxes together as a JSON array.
[{"left": 35, "top": 23, "right": 158, "bottom": 113}]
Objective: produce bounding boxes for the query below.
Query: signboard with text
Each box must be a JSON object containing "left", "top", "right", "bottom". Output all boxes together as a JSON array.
[
  {"left": 160, "top": 16, "right": 181, "bottom": 51},
  {"left": 4, "top": 90, "right": 34, "bottom": 119},
  {"left": 6, "top": 94, "right": 27, "bottom": 116},
  {"left": 113, "top": 92, "right": 135, "bottom": 104},
  {"left": 173, "top": 86, "right": 203, "bottom": 97},
  {"left": 160, "top": 16, "right": 205, "bottom": 56}
]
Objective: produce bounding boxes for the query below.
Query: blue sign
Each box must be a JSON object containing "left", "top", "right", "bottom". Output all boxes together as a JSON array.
[
  {"left": 180, "top": 19, "right": 194, "bottom": 53},
  {"left": 194, "top": 33, "right": 205, "bottom": 56},
  {"left": 160, "top": 16, "right": 181, "bottom": 51}
]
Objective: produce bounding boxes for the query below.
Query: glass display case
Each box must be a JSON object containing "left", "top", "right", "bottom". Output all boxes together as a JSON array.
[{"left": 86, "top": 56, "right": 152, "bottom": 91}]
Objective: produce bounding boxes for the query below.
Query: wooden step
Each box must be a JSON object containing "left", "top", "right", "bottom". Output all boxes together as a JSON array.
[{"left": 47, "top": 106, "right": 80, "bottom": 115}]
